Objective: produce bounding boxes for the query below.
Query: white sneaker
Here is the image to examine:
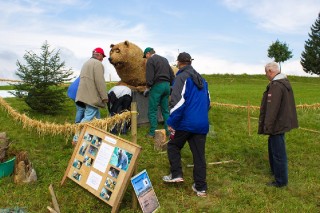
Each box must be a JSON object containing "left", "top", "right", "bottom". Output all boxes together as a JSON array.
[
  {"left": 192, "top": 183, "right": 207, "bottom": 197},
  {"left": 162, "top": 174, "right": 184, "bottom": 183}
]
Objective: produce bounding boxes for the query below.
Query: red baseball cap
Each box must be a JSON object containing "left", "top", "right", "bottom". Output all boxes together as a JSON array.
[{"left": 93, "top": 47, "right": 106, "bottom": 57}]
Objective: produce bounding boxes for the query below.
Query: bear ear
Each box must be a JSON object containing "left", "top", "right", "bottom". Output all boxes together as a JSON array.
[
  {"left": 124, "top": 40, "right": 130, "bottom": 47},
  {"left": 110, "top": 44, "right": 114, "bottom": 48}
]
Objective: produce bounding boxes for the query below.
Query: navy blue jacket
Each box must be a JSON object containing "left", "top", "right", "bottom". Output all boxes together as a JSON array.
[{"left": 167, "top": 65, "right": 210, "bottom": 134}]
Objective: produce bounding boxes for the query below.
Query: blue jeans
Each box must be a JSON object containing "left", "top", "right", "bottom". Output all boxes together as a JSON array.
[
  {"left": 75, "top": 103, "right": 85, "bottom": 123},
  {"left": 268, "top": 134, "right": 288, "bottom": 186},
  {"left": 81, "top": 104, "right": 100, "bottom": 122},
  {"left": 73, "top": 104, "right": 100, "bottom": 143}
]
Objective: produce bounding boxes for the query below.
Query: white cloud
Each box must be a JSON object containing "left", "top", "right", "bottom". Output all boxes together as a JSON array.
[
  {"left": 0, "top": 0, "right": 317, "bottom": 85},
  {"left": 222, "top": 0, "right": 320, "bottom": 33},
  {"left": 0, "top": 1, "right": 43, "bottom": 16},
  {"left": 190, "top": 54, "right": 313, "bottom": 77}
]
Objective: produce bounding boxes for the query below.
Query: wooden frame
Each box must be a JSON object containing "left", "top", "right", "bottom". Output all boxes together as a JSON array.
[{"left": 61, "top": 124, "right": 141, "bottom": 212}]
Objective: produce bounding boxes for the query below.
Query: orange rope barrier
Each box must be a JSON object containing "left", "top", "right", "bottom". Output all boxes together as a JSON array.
[{"left": 210, "top": 102, "right": 320, "bottom": 110}]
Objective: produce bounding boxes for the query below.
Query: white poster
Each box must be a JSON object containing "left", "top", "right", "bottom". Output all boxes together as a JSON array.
[
  {"left": 86, "top": 171, "right": 102, "bottom": 190},
  {"left": 93, "top": 143, "right": 114, "bottom": 172}
]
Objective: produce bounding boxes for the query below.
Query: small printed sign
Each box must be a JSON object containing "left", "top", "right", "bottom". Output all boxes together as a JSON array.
[{"left": 131, "top": 170, "right": 160, "bottom": 213}]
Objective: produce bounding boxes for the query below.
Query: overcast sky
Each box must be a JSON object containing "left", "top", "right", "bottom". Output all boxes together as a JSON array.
[{"left": 0, "top": 0, "right": 319, "bottom": 82}]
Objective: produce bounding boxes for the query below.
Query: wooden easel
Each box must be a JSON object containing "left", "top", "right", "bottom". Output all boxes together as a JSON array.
[{"left": 61, "top": 123, "right": 141, "bottom": 213}]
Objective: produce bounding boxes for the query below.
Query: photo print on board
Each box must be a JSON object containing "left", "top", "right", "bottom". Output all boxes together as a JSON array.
[
  {"left": 100, "top": 187, "right": 112, "bottom": 201},
  {"left": 79, "top": 142, "right": 88, "bottom": 156},
  {"left": 88, "top": 145, "right": 98, "bottom": 157},
  {"left": 83, "top": 155, "right": 94, "bottom": 167},
  {"left": 72, "top": 159, "right": 83, "bottom": 170},
  {"left": 108, "top": 166, "right": 120, "bottom": 179},
  {"left": 105, "top": 177, "right": 116, "bottom": 190},
  {"left": 84, "top": 132, "right": 93, "bottom": 142},
  {"left": 91, "top": 135, "right": 102, "bottom": 147},
  {"left": 72, "top": 170, "right": 82, "bottom": 181},
  {"left": 110, "top": 147, "right": 133, "bottom": 171}
]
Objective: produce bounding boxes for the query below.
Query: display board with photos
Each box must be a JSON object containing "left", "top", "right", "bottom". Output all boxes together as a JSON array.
[{"left": 61, "top": 124, "right": 141, "bottom": 210}]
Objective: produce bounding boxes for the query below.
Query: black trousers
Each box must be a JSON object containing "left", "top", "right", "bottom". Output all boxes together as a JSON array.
[
  {"left": 167, "top": 130, "right": 207, "bottom": 191},
  {"left": 108, "top": 94, "right": 132, "bottom": 134},
  {"left": 108, "top": 94, "right": 132, "bottom": 115}
]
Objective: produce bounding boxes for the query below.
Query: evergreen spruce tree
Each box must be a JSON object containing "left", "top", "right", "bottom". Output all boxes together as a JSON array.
[
  {"left": 301, "top": 13, "right": 320, "bottom": 76},
  {"left": 267, "top": 39, "right": 293, "bottom": 71},
  {"left": 14, "top": 41, "right": 73, "bottom": 114}
]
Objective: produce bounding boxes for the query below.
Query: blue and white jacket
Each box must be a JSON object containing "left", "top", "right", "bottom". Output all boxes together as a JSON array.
[{"left": 167, "top": 65, "right": 210, "bottom": 134}]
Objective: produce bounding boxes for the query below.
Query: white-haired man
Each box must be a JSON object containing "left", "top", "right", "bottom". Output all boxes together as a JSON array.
[{"left": 258, "top": 62, "right": 298, "bottom": 187}]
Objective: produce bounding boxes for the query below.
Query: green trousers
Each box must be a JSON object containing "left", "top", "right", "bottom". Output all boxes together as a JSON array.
[{"left": 148, "top": 82, "right": 170, "bottom": 136}]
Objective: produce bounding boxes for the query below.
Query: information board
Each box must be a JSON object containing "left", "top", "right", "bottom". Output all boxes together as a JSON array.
[{"left": 61, "top": 124, "right": 141, "bottom": 212}]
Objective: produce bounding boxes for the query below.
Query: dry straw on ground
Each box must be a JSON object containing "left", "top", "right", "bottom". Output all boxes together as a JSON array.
[{"left": 0, "top": 97, "right": 131, "bottom": 136}]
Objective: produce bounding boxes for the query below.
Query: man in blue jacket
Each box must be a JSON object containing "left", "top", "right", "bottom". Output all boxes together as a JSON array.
[{"left": 162, "top": 52, "right": 211, "bottom": 197}]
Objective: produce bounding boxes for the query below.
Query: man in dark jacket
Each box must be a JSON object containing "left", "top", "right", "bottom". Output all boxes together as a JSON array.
[
  {"left": 143, "top": 47, "right": 175, "bottom": 138},
  {"left": 162, "top": 52, "right": 210, "bottom": 197},
  {"left": 258, "top": 62, "right": 298, "bottom": 187}
]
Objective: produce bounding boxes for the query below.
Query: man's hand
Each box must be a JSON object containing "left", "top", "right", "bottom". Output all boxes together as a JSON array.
[
  {"left": 135, "top": 85, "right": 147, "bottom": 92},
  {"left": 168, "top": 126, "right": 175, "bottom": 140},
  {"left": 143, "top": 88, "right": 150, "bottom": 97},
  {"left": 168, "top": 126, "right": 175, "bottom": 134}
]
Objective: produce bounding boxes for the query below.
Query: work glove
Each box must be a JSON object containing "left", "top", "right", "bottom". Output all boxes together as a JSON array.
[{"left": 143, "top": 88, "right": 150, "bottom": 97}]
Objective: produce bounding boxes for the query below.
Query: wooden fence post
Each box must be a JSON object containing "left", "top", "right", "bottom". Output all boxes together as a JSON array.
[{"left": 131, "top": 101, "right": 138, "bottom": 210}]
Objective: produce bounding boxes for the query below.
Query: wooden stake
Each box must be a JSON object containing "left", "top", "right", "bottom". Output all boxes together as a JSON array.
[
  {"left": 47, "top": 206, "right": 58, "bottom": 213},
  {"left": 299, "top": 127, "right": 320, "bottom": 134},
  {"left": 187, "top": 160, "right": 235, "bottom": 168},
  {"left": 49, "top": 184, "right": 61, "bottom": 213},
  {"left": 131, "top": 102, "right": 138, "bottom": 211}
]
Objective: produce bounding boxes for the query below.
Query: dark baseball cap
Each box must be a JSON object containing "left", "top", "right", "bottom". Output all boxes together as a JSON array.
[
  {"left": 143, "top": 47, "right": 154, "bottom": 58},
  {"left": 177, "top": 52, "right": 194, "bottom": 62}
]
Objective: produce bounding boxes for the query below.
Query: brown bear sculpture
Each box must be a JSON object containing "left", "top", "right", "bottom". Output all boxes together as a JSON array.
[{"left": 109, "top": 40, "right": 146, "bottom": 87}]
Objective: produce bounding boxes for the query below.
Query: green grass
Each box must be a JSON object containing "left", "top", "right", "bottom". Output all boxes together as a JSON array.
[
  {"left": 0, "top": 74, "right": 320, "bottom": 212},
  {"left": 0, "top": 85, "right": 15, "bottom": 90}
]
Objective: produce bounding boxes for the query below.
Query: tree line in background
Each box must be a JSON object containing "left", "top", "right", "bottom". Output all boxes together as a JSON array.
[
  {"left": 268, "top": 13, "right": 320, "bottom": 76},
  {"left": 11, "top": 14, "right": 320, "bottom": 115}
]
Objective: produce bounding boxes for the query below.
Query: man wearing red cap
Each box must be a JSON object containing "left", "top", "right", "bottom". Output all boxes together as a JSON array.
[
  {"left": 76, "top": 47, "right": 108, "bottom": 121},
  {"left": 72, "top": 47, "right": 108, "bottom": 144}
]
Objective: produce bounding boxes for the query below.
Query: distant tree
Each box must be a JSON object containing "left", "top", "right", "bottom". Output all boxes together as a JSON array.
[
  {"left": 301, "top": 13, "right": 320, "bottom": 76},
  {"left": 267, "top": 39, "right": 293, "bottom": 71},
  {"left": 14, "top": 41, "right": 73, "bottom": 114}
]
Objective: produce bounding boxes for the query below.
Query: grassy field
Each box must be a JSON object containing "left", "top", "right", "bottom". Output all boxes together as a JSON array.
[{"left": 0, "top": 74, "right": 319, "bottom": 212}]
